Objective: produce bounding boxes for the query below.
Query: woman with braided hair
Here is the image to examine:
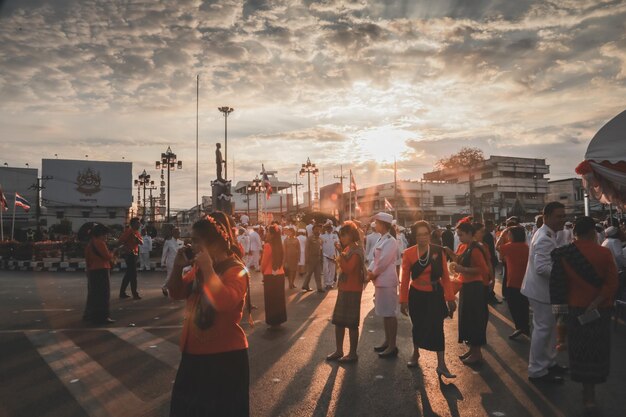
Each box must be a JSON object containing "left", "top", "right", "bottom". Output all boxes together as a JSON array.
[{"left": 166, "top": 211, "right": 251, "bottom": 417}]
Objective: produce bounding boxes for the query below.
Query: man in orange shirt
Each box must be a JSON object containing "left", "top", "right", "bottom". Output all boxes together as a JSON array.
[{"left": 118, "top": 217, "right": 143, "bottom": 300}]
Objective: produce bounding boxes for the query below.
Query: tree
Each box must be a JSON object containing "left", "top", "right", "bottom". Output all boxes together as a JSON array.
[{"left": 436, "top": 147, "right": 485, "bottom": 170}]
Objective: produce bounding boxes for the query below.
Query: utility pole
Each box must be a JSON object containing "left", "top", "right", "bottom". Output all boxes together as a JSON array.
[
  {"left": 196, "top": 74, "right": 199, "bottom": 216},
  {"left": 290, "top": 175, "right": 303, "bottom": 213},
  {"left": 333, "top": 165, "right": 347, "bottom": 220},
  {"left": 393, "top": 159, "right": 398, "bottom": 222},
  {"left": 218, "top": 106, "right": 234, "bottom": 180},
  {"left": 28, "top": 175, "right": 52, "bottom": 237}
]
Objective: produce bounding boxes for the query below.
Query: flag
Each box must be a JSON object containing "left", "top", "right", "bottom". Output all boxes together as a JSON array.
[
  {"left": 354, "top": 194, "right": 361, "bottom": 212},
  {"left": 261, "top": 164, "right": 272, "bottom": 200},
  {"left": 384, "top": 197, "right": 393, "bottom": 211},
  {"left": 0, "top": 186, "right": 7, "bottom": 211},
  {"left": 349, "top": 169, "right": 357, "bottom": 192},
  {"left": 15, "top": 193, "right": 31, "bottom": 212}
]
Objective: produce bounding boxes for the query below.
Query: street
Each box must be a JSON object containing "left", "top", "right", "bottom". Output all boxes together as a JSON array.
[{"left": 1, "top": 269, "right": 625, "bottom": 417}]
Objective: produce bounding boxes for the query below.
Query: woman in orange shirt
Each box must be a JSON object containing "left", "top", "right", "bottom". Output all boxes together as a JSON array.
[
  {"left": 327, "top": 221, "right": 366, "bottom": 363},
  {"left": 400, "top": 221, "right": 457, "bottom": 378},
  {"left": 261, "top": 224, "right": 287, "bottom": 327},
  {"left": 446, "top": 220, "right": 490, "bottom": 364},
  {"left": 83, "top": 224, "right": 116, "bottom": 325},
  {"left": 166, "top": 212, "right": 250, "bottom": 417},
  {"left": 551, "top": 216, "right": 619, "bottom": 410},
  {"left": 496, "top": 226, "right": 530, "bottom": 339}
]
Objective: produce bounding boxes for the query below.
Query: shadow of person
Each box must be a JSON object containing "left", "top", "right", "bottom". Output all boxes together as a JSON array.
[
  {"left": 408, "top": 366, "right": 444, "bottom": 417},
  {"left": 439, "top": 380, "right": 464, "bottom": 417}
]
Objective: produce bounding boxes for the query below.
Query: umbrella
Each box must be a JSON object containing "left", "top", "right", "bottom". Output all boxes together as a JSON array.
[{"left": 576, "top": 109, "right": 626, "bottom": 208}]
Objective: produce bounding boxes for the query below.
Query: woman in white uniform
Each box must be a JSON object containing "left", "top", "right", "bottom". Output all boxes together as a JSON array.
[{"left": 368, "top": 212, "right": 400, "bottom": 358}]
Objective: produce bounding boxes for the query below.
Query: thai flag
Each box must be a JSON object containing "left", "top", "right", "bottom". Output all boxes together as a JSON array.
[
  {"left": 261, "top": 165, "right": 272, "bottom": 200},
  {"left": 349, "top": 170, "right": 357, "bottom": 192},
  {"left": 15, "top": 193, "right": 31, "bottom": 212},
  {"left": 0, "top": 186, "right": 7, "bottom": 211},
  {"left": 384, "top": 197, "right": 393, "bottom": 211}
]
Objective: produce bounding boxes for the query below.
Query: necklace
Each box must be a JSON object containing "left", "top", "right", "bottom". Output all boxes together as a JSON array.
[{"left": 417, "top": 245, "right": 430, "bottom": 267}]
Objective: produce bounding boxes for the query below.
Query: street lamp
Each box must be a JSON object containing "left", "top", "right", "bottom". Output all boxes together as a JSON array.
[
  {"left": 299, "top": 157, "right": 319, "bottom": 210},
  {"left": 246, "top": 177, "right": 265, "bottom": 223},
  {"left": 218, "top": 106, "right": 234, "bottom": 181},
  {"left": 155, "top": 146, "right": 182, "bottom": 222},
  {"left": 134, "top": 170, "right": 153, "bottom": 219}
]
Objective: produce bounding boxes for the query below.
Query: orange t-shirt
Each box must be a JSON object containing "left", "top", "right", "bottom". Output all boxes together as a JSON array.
[
  {"left": 560, "top": 240, "right": 619, "bottom": 308},
  {"left": 499, "top": 242, "right": 529, "bottom": 289},
  {"left": 119, "top": 228, "right": 142, "bottom": 255},
  {"left": 400, "top": 245, "right": 455, "bottom": 303},
  {"left": 337, "top": 246, "right": 364, "bottom": 292},
  {"left": 85, "top": 238, "right": 114, "bottom": 270},
  {"left": 261, "top": 243, "right": 285, "bottom": 276},
  {"left": 179, "top": 262, "right": 249, "bottom": 355},
  {"left": 455, "top": 244, "right": 490, "bottom": 284}
]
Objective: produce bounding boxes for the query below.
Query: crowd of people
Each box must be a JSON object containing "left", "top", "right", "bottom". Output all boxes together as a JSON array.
[{"left": 79, "top": 202, "right": 626, "bottom": 416}]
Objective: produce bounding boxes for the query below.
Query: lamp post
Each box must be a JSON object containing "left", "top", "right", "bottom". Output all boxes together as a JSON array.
[
  {"left": 134, "top": 170, "right": 152, "bottom": 219},
  {"left": 218, "top": 106, "right": 234, "bottom": 181},
  {"left": 247, "top": 177, "right": 264, "bottom": 223},
  {"left": 155, "top": 147, "right": 182, "bottom": 222},
  {"left": 299, "top": 157, "right": 319, "bottom": 210}
]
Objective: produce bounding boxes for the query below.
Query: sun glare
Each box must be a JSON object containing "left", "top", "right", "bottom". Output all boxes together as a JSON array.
[{"left": 356, "top": 126, "right": 413, "bottom": 164}]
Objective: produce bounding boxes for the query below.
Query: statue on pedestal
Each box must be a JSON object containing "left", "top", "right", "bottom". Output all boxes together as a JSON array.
[{"left": 215, "top": 143, "right": 225, "bottom": 181}]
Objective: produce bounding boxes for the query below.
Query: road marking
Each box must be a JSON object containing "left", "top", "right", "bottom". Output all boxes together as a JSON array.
[
  {"left": 27, "top": 330, "right": 145, "bottom": 417},
  {"left": 108, "top": 327, "right": 180, "bottom": 368},
  {"left": 22, "top": 308, "right": 74, "bottom": 312}
]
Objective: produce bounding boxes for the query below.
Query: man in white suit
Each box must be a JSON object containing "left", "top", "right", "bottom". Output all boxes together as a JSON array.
[
  {"left": 365, "top": 222, "right": 381, "bottom": 263},
  {"left": 521, "top": 201, "right": 568, "bottom": 384},
  {"left": 248, "top": 225, "right": 263, "bottom": 271}
]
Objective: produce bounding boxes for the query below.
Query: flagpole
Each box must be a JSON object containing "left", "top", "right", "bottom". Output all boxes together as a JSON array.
[
  {"left": 394, "top": 158, "right": 398, "bottom": 221},
  {"left": 11, "top": 193, "right": 16, "bottom": 241},
  {"left": 0, "top": 199, "right": 4, "bottom": 241}
]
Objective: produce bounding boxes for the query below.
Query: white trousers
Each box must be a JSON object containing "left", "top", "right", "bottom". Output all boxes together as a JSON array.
[
  {"left": 323, "top": 257, "right": 336, "bottom": 287},
  {"left": 528, "top": 298, "right": 558, "bottom": 377},
  {"left": 248, "top": 250, "right": 260, "bottom": 270},
  {"left": 139, "top": 252, "right": 151, "bottom": 270}
]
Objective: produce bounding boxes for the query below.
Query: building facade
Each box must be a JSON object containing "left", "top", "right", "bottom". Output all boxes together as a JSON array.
[
  {"left": 547, "top": 178, "right": 604, "bottom": 216},
  {"left": 423, "top": 155, "right": 550, "bottom": 221}
]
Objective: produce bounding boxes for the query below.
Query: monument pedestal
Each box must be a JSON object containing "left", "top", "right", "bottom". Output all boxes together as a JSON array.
[{"left": 211, "top": 178, "right": 233, "bottom": 215}]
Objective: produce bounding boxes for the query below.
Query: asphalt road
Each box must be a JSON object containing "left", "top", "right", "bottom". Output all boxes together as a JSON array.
[{"left": 1, "top": 269, "right": 625, "bottom": 417}]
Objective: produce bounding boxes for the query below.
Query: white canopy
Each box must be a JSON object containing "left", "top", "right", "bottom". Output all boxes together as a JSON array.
[{"left": 585, "top": 109, "right": 626, "bottom": 164}]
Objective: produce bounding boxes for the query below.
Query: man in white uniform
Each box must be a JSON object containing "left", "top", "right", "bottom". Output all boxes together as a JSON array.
[
  {"left": 237, "top": 228, "right": 251, "bottom": 267},
  {"left": 161, "top": 227, "right": 183, "bottom": 296},
  {"left": 248, "top": 225, "right": 263, "bottom": 271},
  {"left": 521, "top": 201, "right": 568, "bottom": 384},
  {"left": 240, "top": 213, "right": 249, "bottom": 226},
  {"left": 297, "top": 229, "right": 308, "bottom": 277},
  {"left": 368, "top": 212, "right": 399, "bottom": 358},
  {"left": 321, "top": 223, "right": 339, "bottom": 289},
  {"left": 138, "top": 229, "right": 152, "bottom": 271},
  {"left": 366, "top": 222, "right": 381, "bottom": 264}
]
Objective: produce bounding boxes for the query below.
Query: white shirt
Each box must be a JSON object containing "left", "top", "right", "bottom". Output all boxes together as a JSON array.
[
  {"left": 368, "top": 233, "right": 399, "bottom": 288},
  {"left": 321, "top": 232, "right": 339, "bottom": 258},
  {"left": 602, "top": 237, "right": 626, "bottom": 270},
  {"left": 240, "top": 214, "right": 249, "bottom": 225},
  {"left": 365, "top": 232, "right": 381, "bottom": 262},
  {"left": 396, "top": 233, "right": 408, "bottom": 266},
  {"left": 556, "top": 228, "right": 573, "bottom": 247},
  {"left": 306, "top": 223, "right": 314, "bottom": 237},
  {"left": 139, "top": 235, "right": 152, "bottom": 253},
  {"left": 248, "top": 230, "right": 262, "bottom": 251},
  {"left": 161, "top": 237, "right": 183, "bottom": 267},
  {"left": 521, "top": 224, "right": 557, "bottom": 303},
  {"left": 237, "top": 233, "right": 250, "bottom": 253},
  {"left": 297, "top": 235, "right": 307, "bottom": 266}
]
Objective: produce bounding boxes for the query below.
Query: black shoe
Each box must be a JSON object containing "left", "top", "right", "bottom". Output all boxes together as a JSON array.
[
  {"left": 132, "top": 294, "right": 142, "bottom": 300},
  {"left": 374, "top": 344, "right": 388, "bottom": 352},
  {"left": 529, "top": 374, "right": 564, "bottom": 384},
  {"left": 119, "top": 294, "right": 130, "bottom": 299},
  {"left": 548, "top": 364, "right": 569, "bottom": 375},
  {"left": 302, "top": 287, "right": 312, "bottom": 292},
  {"left": 161, "top": 287, "right": 168, "bottom": 297},
  {"left": 378, "top": 347, "right": 399, "bottom": 358},
  {"left": 508, "top": 329, "right": 524, "bottom": 340}
]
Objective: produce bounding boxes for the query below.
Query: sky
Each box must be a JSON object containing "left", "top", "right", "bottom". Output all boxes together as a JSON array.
[{"left": 1, "top": 0, "right": 625, "bottom": 210}]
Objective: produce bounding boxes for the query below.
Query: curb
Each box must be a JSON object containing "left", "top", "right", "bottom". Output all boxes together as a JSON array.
[{"left": 0, "top": 259, "right": 167, "bottom": 272}]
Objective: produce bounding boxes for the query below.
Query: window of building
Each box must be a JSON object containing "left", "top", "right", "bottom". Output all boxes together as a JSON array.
[
  {"left": 560, "top": 194, "right": 568, "bottom": 200},
  {"left": 503, "top": 192, "right": 517, "bottom": 199},
  {"left": 109, "top": 211, "right": 116, "bottom": 219},
  {"left": 481, "top": 172, "right": 493, "bottom": 179},
  {"left": 455, "top": 196, "right": 466, "bottom": 206},
  {"left": 526, "top": 193, "right": 538, "bottom": 200},
  {"left": 56, "top": 211, "right": 64, "bottom": 219},
  {"left": 82, "top": 211, "right": 90, "bottom": 218},
  {"left": 373, "top": 200, "right": 380, "bottom": 210},
  {"left": 433, "top": 196, "right": 444, "bottom": 207}
]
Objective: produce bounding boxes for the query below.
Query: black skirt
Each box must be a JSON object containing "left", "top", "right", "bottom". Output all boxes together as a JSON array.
[
  {"left": 263, "top": 274, "right": 287, "bottom": 325},
  {"left": 332, "top": 290, "right": 362, "bottom": 329},
  {"left": 567, "top": 307, "right": 612, "bottom": 384},
  {"left": 83, "top": 269, "right": 110, "bottom": 324},
  {"left": 408, "top": 286, "right": 448, "bottom": 351},
  {"left": 458, "top": 281, "right": 487, "bottom": 346},
  {"left": 170, "top": 349, "right": 249, "bottom": 417}
]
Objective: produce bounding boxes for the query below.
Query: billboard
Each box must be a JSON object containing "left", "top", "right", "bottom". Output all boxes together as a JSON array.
[{"left": 42, "top": 159, "right": 132, "bottom": 207}]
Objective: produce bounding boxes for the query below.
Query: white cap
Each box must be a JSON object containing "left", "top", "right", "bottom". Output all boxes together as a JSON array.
[
  {"left": 391, "top": 219, "right": 397, "bottom": 226},
  {"left": 606, "top": 226, "right": 619, "bottom": 237},
  {"left": 252, "top": 225, "right": 259, "bottom": 229},
  {"left": 370, "top": 222, "right": 376, "bottom": 228},
  {"left": 298, "top": 228, "right": 306, "bottom": 233},
  {"left": 372, "top": 212, "right": 393, "bottom": 225}
]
